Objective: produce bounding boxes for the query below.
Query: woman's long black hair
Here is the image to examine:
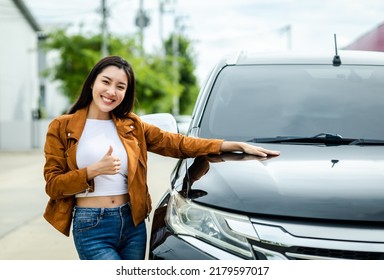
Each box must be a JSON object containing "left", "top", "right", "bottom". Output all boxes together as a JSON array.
[{"left": 68, "top": 55, "right": 136, "bottom": 118}]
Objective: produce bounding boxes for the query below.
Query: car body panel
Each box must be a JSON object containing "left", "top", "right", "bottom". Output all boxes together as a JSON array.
[{"left": 175, "top": 144, "right": 384, "bottom": 223}]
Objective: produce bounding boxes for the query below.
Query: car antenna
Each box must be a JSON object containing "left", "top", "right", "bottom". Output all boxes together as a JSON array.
[{"left": 332, "top": 33, "right": 341, "bottom": 66}]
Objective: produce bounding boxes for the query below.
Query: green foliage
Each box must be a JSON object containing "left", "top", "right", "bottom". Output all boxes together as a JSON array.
[
  {"left": 164, "top": 35, "right": 199, "bottom": 114},
  {"left": 42, "top": 28, "right": 199, "bottom": 115},
  {"left": 42, "top": 29, "right": 101, "bottom": 103}
]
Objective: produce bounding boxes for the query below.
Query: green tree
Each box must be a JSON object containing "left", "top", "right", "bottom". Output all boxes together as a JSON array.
[
  {"left": 164, "top": 34, "right": 199, "bottom": 114},
  {"left": 42, "top": 29, "right": 102, "bottom": 103},
  {"left": 42, "top": 28, "right": 198, "bottom": 115}
]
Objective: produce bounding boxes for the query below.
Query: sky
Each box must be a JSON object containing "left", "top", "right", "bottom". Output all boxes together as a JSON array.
[{"left": 23, "top": 0, "right": 384, "bottom": 83}]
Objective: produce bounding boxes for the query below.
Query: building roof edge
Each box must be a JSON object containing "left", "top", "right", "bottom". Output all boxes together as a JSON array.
[{"left": 12, "top": 0, "right": 41, "bottom": 32}]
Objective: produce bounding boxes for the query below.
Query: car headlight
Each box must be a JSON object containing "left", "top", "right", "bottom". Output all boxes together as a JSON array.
[{"left": 165, "top": 190, "right": 255, "bottom": 259}]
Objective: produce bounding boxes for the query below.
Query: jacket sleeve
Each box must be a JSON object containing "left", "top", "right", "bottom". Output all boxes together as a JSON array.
[
  {"left": 43, "top": 119, "right": 94, "bottom": 200},
  {"left": 143, "top": 121, "right": 224, "bottom": 158}
]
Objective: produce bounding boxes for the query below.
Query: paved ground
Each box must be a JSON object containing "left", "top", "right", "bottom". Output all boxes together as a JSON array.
[{"left": 0, "top": 149, "right": 177, "bottom": 260}]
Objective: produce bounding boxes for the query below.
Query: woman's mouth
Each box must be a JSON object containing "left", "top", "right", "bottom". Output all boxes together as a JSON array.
[{"left": 101, "top": 96, "right": 115, "bottom": 104}]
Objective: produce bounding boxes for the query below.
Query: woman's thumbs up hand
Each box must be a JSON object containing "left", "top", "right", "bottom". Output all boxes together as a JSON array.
[{"left": 86, "top": 145, "right": 121, "bottom": 179}]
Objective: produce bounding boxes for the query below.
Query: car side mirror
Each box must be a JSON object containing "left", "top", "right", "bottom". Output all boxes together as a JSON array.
[{"left": 140, "top": 113, "right": 178, "bottom": 133}]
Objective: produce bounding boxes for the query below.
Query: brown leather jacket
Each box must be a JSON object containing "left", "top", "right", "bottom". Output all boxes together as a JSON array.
[{"left": 43, "top": 107, "right": 223, "bottom": 236}]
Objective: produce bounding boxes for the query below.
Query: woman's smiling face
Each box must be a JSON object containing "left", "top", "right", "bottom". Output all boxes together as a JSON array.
[{"left": 88, "top": 65, "right": 128, "bottom": 119}]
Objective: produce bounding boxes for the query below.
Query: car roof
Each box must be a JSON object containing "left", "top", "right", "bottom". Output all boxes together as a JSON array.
[{"left": 222, "top": 50, "right": 384, "bottom": 66}]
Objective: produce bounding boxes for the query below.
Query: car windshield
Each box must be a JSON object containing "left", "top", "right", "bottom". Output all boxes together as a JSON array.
[{"left": 199, "top": 65, "right": 384, "bottom": 142}]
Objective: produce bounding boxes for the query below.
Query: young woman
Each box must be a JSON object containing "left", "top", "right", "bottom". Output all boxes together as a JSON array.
[{"left": 43, "top": 55, "right": 280, "bottom": 260}]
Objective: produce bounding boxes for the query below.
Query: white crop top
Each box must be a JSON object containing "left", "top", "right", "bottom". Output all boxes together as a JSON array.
[{"left": 76, "top": 119, "right": 128, "bottom": 197}]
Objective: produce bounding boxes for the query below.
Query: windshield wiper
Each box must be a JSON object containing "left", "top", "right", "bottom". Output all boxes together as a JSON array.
[
  {"left": 349, "top": 139, "right": 384, "bottom": 146},
  {"left": 248, "top": 133, "right": 348, "bottom": 145},
  {"left": 248, "top": 134, "right": 384, "bottom": 146}
]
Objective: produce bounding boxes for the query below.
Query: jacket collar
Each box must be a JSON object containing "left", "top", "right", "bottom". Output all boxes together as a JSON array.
[
  {"left": 66, "top": 107, "right": 88, "bottom": 140},
  {"left": 112, "top": 113, "right": 136, "bottom": 136}
]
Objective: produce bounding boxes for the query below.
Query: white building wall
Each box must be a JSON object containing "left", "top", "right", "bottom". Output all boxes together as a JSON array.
[
  {"left": 44, "top": 51, "right": 70, "bottom": 118},
  {"left": 0, "top": 0, "right": 39, "bottom": 149}
]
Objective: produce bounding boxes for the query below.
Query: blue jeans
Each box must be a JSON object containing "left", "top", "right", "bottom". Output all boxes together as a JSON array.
[{"left": 72, "top": 202, "right": 147, "bottom": 260}]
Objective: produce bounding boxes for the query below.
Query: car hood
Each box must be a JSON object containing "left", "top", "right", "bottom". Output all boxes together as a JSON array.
[{"left": 180, "top": 144, "right": 384, "bottom": 223}]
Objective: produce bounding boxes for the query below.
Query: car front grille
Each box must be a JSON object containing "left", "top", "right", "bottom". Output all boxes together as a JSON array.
[
  {"left": 251, "top": 242, "right": 384, "bottom": 260},
  {"left": 248, "top": 217, "right": 384, "bottom": 260},
  {"left": 290, "top": 246, "right": 383, "bottom": 260}
]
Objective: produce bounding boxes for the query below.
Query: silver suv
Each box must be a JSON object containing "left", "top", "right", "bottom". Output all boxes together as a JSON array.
[{"left": 149, "top": 50, "right": 384, "bottom": 260}]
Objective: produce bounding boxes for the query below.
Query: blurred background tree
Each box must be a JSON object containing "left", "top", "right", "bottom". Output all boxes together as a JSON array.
[
  {"left": 42, "top": 28, "right": 198, "bottom": 115},
  {"left": 164, "top": 34, "right": 199, "bottom": 115}
]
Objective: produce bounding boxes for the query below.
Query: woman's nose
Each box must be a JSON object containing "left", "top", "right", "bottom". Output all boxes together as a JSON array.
[{"left": 106, "top": 86, "right": 116, "bottom": 95}]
